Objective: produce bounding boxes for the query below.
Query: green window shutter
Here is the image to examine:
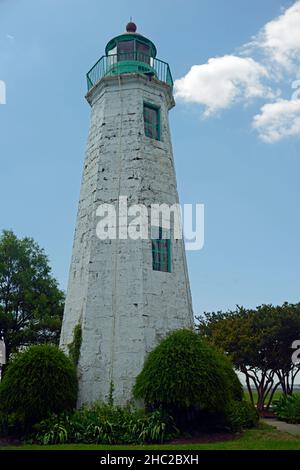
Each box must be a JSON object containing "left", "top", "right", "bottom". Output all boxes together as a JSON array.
[
  {"left": 143, "top": 103, "right": 160, "bottom": 141},
  {"left": 151, "top": 227, "right": 171, "bottom": 273}
]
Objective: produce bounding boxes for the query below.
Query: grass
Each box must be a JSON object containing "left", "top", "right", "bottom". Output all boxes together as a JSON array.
[
  {"left": 245, "top": 389, "right": 300, "bottom": 406},
  {"left": 1, "top": 423, "right": 300, "bottom": 450}
]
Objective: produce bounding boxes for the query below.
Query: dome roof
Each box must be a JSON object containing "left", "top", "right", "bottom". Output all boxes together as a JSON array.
[{"left": 105, "top": 23, "right": 157, "bottom": 58}]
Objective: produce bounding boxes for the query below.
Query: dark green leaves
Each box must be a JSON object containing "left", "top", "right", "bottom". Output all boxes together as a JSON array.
[{"left": 0, "top": 230, "right": 64, "bottom": 358}]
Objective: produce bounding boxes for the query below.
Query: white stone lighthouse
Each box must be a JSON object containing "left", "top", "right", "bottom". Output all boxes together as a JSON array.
[{"left": 60, "top": 22, "right": 194, "bottom": 405}]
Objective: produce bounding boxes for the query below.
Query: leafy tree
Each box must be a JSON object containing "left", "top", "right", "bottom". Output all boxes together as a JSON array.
[
  {"left": 0, "top": 230, "right": 64, "bottom": 359},
  {"left": 197, "top": 303, "right": 300, "bottom": 411},
  {"left": 269, "top": 303, "right": 300, "bottom": 395}
]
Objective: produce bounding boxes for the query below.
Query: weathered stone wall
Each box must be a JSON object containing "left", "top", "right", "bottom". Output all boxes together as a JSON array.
[{"left": 60, "top": 74, "right": 194, "bottom": 405}]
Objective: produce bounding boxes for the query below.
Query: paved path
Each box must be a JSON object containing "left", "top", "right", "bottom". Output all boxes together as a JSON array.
[{"left": 262, "top": 419, "right": 300, "bottom": 437}]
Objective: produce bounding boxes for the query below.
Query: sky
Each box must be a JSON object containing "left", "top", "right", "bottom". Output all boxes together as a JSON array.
[{"left": 0, "top": 0, "right": 299, "bottom": 316}]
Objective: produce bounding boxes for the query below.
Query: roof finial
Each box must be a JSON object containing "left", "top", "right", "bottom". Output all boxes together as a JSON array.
[{"left": 126, "top": 19, "right": 137, "bottom": 33}]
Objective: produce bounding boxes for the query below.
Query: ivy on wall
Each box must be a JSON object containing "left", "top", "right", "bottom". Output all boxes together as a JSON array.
[{"left": 68, "top": 323, "right": 82, "bottom": 367}]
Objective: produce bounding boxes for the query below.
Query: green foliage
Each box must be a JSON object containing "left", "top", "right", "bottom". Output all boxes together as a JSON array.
[
  {"left": 133, "top": 329, "right": 242, "bottom": 425},
  {"left": 215, "top": 354, "right": 244, "bottom": 402},
  {"left": 198, "top": 303, "right": 300, "bottom": 410},
  {"left": 225, "top": 400, "right": 259, "bottom": 432},
  {"left": 273, "top": 394, "right": 300, "bottom": 423},
  {"left": 108, "top": 381, "right": 115, "bottom": 407},
  {"left": 0, "top": 230, "right": 64, "bottom": 358},
  {"left": 0, "top": 344, "right": 78, "bottom": 433},
  {"left": 68, "top": 324, "right": 82, "bottom": 366},
  {"left": 34, "top": 403, "right": 177, "bottom": 445}
]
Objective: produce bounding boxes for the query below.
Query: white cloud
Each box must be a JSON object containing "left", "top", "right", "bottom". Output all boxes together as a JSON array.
[
  {"left": 174, "top": 2, "right": 300, "bottom": 143},
  {"left": 253, "top": 99, "right": 300, "bottom": 143},
  {"left": 6, "top": 34, "right": 14, "bottom": 41},
  {"left": 174, "top": 55, "right": 271, "bottom": 116},
  {"left": 252, "top": 1, "right": 300, "bottom": 71}
]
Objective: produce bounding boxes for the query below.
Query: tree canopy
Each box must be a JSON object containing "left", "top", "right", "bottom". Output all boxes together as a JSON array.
[
  {"left": 0, "top": 230, "right": 64, "bottom": 359},
  {"left": 197, "top": 303, "right": 300, "bottom": 411}
]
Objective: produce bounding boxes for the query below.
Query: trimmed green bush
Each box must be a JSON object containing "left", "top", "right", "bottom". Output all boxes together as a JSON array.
[
  {"left": 34, "top": 403, "right": 177, "bottom": 445},
  {"left": 273, "top": 394, "right": 300, "bottom": 423},
  {"left": 216, "top": 354, "right": 244, "bottom": 402},
  {"left": 0, "top": 344, "right": 78, "bottom": 433},
  {"left": 225, "top": 400, "right": 259, "bottom": 432},
  {"left": 133, "top": 329, "right": 242, "bottom": 427}
]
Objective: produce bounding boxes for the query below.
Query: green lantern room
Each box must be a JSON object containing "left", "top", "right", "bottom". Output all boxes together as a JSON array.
[{"left": 87, "top": 22, "right": 173, "bottom": 91}]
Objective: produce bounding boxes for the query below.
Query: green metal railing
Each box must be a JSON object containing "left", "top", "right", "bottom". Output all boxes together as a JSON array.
[{"left": 86, "top": 52, "right": 173, "bottom": 91}]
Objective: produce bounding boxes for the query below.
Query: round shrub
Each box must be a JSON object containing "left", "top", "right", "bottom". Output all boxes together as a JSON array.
[
  {"left": 0, "top": 344, "right": 78, "bottom": 431},
  {"left": 133, "top": 329, "right": 241, "bottom": 420},
  {"left": 215, "top": 354, "right": 244, "bottom": 401}
]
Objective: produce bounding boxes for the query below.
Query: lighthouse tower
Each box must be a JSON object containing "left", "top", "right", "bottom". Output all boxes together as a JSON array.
[{"left": 60, "top": 23, "right": 194, "bottom": 405}]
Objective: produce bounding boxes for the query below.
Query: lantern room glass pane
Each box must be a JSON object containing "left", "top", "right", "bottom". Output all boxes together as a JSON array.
[
  {"left": 136, "top": 41, "right": 150, "bottom": 63},
  {"left": 117, "top": 40, "right": 135, "bottom": 61}
]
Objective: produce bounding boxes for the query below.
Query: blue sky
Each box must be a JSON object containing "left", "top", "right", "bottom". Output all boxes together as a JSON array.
[{"left": 0, "top": 0, "right": 299, "bottom": 315}]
